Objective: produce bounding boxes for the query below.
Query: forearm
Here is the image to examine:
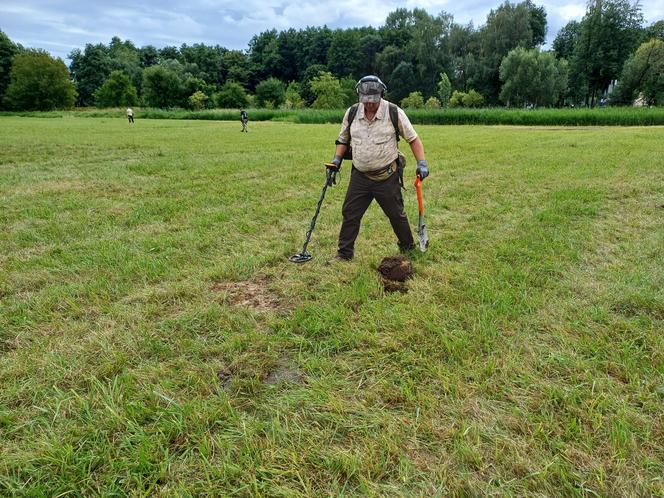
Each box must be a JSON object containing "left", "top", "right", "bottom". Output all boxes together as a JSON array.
[
  {"left": 335, "top": 143, "right": 348, "bottom": 159},
  {"left": 408, "top": 137, "right": 425, "bottom": 161}
]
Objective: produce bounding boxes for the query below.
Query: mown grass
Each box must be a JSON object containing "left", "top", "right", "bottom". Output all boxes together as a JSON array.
[
  {"left": 4, "top": 105, "right": 664, "bottom": 125},
  {"left": 1, "top": 117, "right": 663, "bottom": 496}
]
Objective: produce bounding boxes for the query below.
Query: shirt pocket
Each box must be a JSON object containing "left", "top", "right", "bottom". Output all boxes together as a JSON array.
[{"left": 373, "top": 128, "right": 394, "bottom": 145}]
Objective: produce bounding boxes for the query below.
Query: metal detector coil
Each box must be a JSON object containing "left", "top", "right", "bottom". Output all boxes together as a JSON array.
[{"left": 289, "top": 252, "right": 313, "bottom": 264}]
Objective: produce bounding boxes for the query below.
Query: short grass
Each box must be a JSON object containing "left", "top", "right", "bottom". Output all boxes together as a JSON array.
[{"left": 1, "top": 116, "right": 663, "bottom": 496}]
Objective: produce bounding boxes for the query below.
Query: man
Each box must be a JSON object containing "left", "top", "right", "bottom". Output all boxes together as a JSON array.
[
  {"left": 126, "top": 107, "right": 134, "bottom": 123},
  {"left": 240, "top": 109, "right": 248, "bottom": 132},
  {"left": 327, "top": 75, "right": 429, "bottom": 261}
]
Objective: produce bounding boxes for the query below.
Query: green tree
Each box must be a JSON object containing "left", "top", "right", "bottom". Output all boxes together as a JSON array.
[
  {"left": 376, "top": 45, "right": 407, "bottom": 88},
  {"left": 188, "top": 90, "right": 208, "bottom": 110},
  {"left": 223, "top": 50, "right": 251, "bottom": 87},
  {"left": 283, "top": 81, "right": 305, "bottom": 109},
  {"left": 69, "top": 43, "right": 113, "bottom": 106},
  {"left": 255, "top": 77, "right": 285, "bottom": 108},
  {"left": 463, "top": 89, "right": 484, "bottom": 107},
  {"left": 641, "top": 20, "right": 664, "bottom": 43},
  {"left": 248, "top": 30, "right": 282, "bottom": 84},
  {"left": 449, "top": 90, "right": 466, "bottom": 107},
  {"left": 108, "top": 37, "right": 142, "bottom": 94},
  {"left": 159, "top": 46, "right": 179, "bottom": 61},
  {"left": 437, "top": 72, "right": 452, "bottom": 107},
  {"left": 340, "top": 76, "right": 358, "bottom": 107},
  {"left": 299, "top": 27, "right": 332, "bottom": 69},
  {"left": 445, "top": 23, "right": 477, "bottom": 93},
  {"left": 408, "top": 9, "right": 454, "bottom": 97},
  {"left": 613, "top": 39, "right": 664, "bottom": 105},
  {"left": 300, "top": 64, "right": 328, "bottom": 106},
  {"left": 553, "top": 20, "right": 581, "bottom": 60},
  {"left": 139, "top": 45, "right": 159, "bottom": 68},
  {"left": 310, "top": 71, "right": 345, "bottom": 109},
  {"left": 214, "top": 81, "right": 249, "bottom": 108},
  {"left": 380, "top": 8, "right": 417, "bottom": 48},
  {"left": 182, "top": 76, "right": 213, "bottom": 103},
  {"left": 277, "top": 29, "right": 305, "bottom": 83},
  {"left": 0, "top": 30, "right": 19, "bottom": 109},
  {"left": 358, "top": 34, "right": 384, "bottom": 76},
  {"left": 4, "top": 50, "right": 76, "bottom": 110},
  {"left": 499, "top": 47, "right": 568, "bottom": 106},
  {"left": 473, "top": 0, "right": 548, "bottom": 103},
  {"left": 400, "top": 91, "right": 425, "bottom": 108},
  {"left": 570, "top": 0, "right": 643, "bottom": 106},
  {"left": 68, "top": 37, "right": 142, "bottom": 106},
  {"left": 389, "top": 61, "right": 417, "bottom": 104},
  {"left": 142, "top": 65, "right": 183, "bottom": 108},
  {"left": 94, "top": 70, "right": 138, "bottom": 107},
  {"left": 425, "top": 96, "right": 441, "bottom": 109},
  {"left": 179, "top": 43, "right": 225, "bottom": 85},
  {"left": 328, "top": 29, "right": 362, "bottom": 77},
  {"left": 526, "top": 0, "right": 548, "bottom": 46}
]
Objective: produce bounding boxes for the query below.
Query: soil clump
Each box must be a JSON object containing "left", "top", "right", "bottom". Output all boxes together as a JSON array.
[{"left": 378, "top": 255, "right": 414, "bottom": 293}]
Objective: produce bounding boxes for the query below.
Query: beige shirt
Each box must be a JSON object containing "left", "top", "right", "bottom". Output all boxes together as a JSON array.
[{"left": 336, "top": 99, "right": 418, "bottom": 173}]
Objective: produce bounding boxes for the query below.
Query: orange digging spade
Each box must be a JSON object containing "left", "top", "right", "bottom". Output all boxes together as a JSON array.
[{"left": 414, "top": 175, "right": 429, "bottom": 252}]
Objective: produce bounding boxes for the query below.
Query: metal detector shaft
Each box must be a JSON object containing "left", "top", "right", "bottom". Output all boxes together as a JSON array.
[{"left": 289, "top": 168, "right": 336, "bottom": 263}]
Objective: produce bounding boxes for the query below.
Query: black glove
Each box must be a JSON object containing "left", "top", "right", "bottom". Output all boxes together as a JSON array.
[
  {"left": 416, "top": 159, "right": 429, "bottom": 180},
  {"left": 325, "top": 155, "right": 342, "bottom": 186},
  {"left": 326, "top": 155, "right": 342, "bottom": 171}
]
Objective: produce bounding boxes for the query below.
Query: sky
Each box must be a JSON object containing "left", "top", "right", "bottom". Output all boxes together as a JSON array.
[{"left": 1, "top": 0, "right": 662, "bottom": 62}]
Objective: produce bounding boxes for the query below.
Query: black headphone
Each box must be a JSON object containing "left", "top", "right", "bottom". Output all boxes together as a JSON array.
[{"left": 355, "top": 75, "right": 387, "bottom": 97}]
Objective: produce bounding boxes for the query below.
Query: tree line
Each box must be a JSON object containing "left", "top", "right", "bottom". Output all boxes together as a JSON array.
[{"left": 1, "top": 0, "right": 662, "bottom": 112}]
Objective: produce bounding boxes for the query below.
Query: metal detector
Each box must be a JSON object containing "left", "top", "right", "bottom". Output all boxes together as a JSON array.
[{"left": 289, "top": 165, "right": 339, "bottom": 264}]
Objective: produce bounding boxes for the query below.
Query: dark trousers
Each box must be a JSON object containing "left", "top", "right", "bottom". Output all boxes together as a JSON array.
[
  {"left": 128, "top": 115, "right": 134, "bottom": 123},
  {"left": 338, "top": 166, "right": 415, "bottom": 259}
]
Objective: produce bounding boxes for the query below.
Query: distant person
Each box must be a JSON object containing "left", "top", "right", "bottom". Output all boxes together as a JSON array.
[
  {"left": 240, "top": 109, "right": 248, "bottom": 132},
  {"left": 126, "top": 108, "right": 134, "bottom": 123}
]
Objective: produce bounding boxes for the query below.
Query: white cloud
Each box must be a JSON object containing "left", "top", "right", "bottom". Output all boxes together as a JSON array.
[{"left": 549, "top": 3, "right": 586, "bottom": 22}]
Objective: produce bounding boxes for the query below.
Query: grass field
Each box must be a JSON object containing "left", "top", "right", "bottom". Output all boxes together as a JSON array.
[{"left": 1, "top": 116, "right": 663, "bottom": 496}]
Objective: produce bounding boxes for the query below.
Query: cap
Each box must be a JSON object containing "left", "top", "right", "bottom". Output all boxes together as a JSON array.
[{"left": 357, "top": 78, "right": 385, "bottom": 103}]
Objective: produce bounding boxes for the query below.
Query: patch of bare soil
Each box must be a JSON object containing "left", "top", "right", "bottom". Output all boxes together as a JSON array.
[
  {"left": 217, "top": 368, "right": 233, "bottom": 389},
  {"left": 265, "top": 359, "right": 304, "bottom": 385},
  {"left": 378, "top": 255, "right": 414, "bottom": 293},
  {"left": 216, "top": 357, "right": 303, "bottom": 391},
  {"left": 212, "top": 277, "right": 282, "bottom": 312}
]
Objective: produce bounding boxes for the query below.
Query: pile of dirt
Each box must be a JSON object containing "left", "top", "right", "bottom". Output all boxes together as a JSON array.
[
  {"left": 378, "top": 255, "right": 414, "bottom": 293},
  {"left": 212, "top": 277, "right": 282, "bottom": 312}
]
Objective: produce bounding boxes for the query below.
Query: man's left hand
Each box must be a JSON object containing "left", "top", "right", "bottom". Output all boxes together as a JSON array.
[{"left": 416, "top": 160, "right": 429, "bottom": 180}]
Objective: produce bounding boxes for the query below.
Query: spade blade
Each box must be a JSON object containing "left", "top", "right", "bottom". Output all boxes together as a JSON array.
[{"left": 417, "top": 218, "right": 428, "bottom": 252}]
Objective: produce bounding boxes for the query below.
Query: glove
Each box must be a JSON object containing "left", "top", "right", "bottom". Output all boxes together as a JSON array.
[
  {"left": 326, "top": 155, "right": 342, "bottom": 171},
  {"left": 416, "top": 159, "right": 429, "bottom": 180},
  {"left": 325, "top": 155, "right": 342, "bottom": 186}
]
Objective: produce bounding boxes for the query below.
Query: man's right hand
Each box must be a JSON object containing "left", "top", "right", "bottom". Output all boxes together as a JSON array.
[
  {"left": 325, "top": 155, "right": 342, "bottom": 171},
  {"left": 324, "top": 156, "right": 342, "bottom": 186}
]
